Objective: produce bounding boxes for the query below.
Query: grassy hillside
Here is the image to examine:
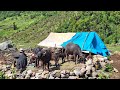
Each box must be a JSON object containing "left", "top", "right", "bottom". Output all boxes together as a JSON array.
[{"left": 0, "top": 11, "right": 120, "bottom": 49}]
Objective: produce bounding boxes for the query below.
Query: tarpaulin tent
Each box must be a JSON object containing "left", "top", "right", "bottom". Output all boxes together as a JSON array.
[
  {"left": 38, "top": 32, "right": 75, "bottom": 48},
  {"left": 61, "top": 32, "right": 110, "bottom": 57}
]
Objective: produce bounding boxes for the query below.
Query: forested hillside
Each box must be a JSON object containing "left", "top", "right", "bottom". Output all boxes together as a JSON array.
[{"left": 0, "top": 11, "right": 120, "bottom": 48}]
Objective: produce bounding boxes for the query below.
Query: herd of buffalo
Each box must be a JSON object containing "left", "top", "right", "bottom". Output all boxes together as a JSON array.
[{"left": 13, "top": 43, "right": 91, "bottom": 72}]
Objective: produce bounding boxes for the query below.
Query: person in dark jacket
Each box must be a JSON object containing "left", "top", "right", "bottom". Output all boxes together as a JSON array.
[{"left": 16, "top": 48, "right": 27, "bottom": 73}]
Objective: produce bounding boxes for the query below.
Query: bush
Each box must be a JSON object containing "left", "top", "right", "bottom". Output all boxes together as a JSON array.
[
  {"left": 0, "top": 71, "right": 5, "bottom": 79},
  {"left": 105, "top": 64, "right": 113, "bottom": 72},
  {"left": 98, "top": 72, "right": 110, "bottom": 79}
]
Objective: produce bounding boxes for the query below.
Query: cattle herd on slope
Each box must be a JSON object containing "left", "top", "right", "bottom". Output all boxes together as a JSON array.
[{"left": 12, "top": 42, "right": 91, "bottom": 73}]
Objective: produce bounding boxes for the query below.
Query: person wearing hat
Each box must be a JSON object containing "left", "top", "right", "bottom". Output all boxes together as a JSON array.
[{"left": 16, "top": 48, "right": 28, "bottom": 73}]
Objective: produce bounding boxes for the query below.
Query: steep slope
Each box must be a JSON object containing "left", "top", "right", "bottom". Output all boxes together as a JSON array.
[{"left": 0, "top": 11, "right": 120, "bottom": 49}]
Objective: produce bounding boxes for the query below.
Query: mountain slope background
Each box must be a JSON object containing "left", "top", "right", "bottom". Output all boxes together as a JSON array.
[{"left": 0, "top": 11, "right": 120, "bottom": 49}]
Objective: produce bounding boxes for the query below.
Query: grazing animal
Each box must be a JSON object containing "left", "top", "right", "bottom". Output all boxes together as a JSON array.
[
  {"left": 65, "top": 43, "right": 84, "bottom": 64},
  {"left": 50, "top": 47, "right": 66, "bottom": 67},
  {"left": 36, "top": 48, "right": 51, "bottom": 71},
  {"left": 32, "top": 47, "right": 43, "bottom": 55},
  {"left": 29, "top": 47, "right": 43, "bottom": 66}
]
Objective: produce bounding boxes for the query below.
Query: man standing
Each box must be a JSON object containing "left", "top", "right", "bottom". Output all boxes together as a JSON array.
[{"left": 16, "top": 48, "right": 27, "bottom": 73}]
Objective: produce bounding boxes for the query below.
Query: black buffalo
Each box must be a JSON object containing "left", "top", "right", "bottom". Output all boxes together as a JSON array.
[
  {"left": 65, "top": 43, "right": 84, "bottom": 64},
  {"left": 29, "top": 47, "right": 43, "bottom": 65},
  {"left": 32, "top": 47, "right": 43, "bottom": 55},
  {"left": 50, "top": 47, "right": 66, "bottom": 67},
  {"left": 36, "top": 48, "right": 51, "bottom": 71}
]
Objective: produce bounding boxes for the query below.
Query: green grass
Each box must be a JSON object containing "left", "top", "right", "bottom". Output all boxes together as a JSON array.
[
  {"left": 106, "top": 44, "right": 120, "bottom": 52},
  {"left": 0, "top": 11, "right": 120, "bottom": 50}
]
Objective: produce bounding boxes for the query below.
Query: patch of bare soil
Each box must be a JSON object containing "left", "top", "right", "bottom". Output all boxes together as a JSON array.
[{"left": 110, "top": 53, "right": 120, "bottom": 79}]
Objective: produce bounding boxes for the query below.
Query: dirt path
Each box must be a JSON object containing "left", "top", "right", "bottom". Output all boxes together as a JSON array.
[{"left": 110, "top": 53, "right": 120, "bottom": 79}]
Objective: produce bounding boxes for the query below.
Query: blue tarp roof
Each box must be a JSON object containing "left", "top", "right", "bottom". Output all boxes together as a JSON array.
[{"left": 61, "top": 32, "right": 110, "bottom": 57}]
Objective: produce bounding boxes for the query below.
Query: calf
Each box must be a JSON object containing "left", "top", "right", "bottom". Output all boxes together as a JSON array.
[
  {"left": 29, "top": 47, "right": 43, "bottom": 66},
  {"left": 50, "top": 47, "right": 66, "bottom": 67}
]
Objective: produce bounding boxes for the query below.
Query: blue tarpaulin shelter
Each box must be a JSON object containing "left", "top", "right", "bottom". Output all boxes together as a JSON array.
[{"left": 61, "top": 32, "right": 110, "bottom": 57}]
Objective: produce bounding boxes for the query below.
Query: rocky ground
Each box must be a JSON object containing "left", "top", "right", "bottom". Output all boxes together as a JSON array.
[{"left": 0, "top": 50, "right": 119, "bottom": 79}]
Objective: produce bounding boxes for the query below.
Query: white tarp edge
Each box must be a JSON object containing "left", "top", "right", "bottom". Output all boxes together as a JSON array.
[{"left": 38, "top": 32, "right": 76, "bottom": 48}]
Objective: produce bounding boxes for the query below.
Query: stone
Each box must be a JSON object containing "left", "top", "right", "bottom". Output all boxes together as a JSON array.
[
  {"left": 113, "top": 68, "right": 119, "bottom": 73},
  {"left": 6, "top": 73, "right": 13, "bottom": 78},
  {"left": 92, "top": 72, "right": 98, "bottom": 77},
  {"left": 52, "top": 70, "right": 61, "bottom": 75},
  {"left": 80, "top": 67, "right": 86, "bottom": 74},
  {"left": 49, "top": 75, "right": 54, "bottom": 79},
  {"left": 5, "top": 70, "right": 13, "bottom": 78},
  {"left": 50, "top": 72, "right": 55, "bottom": 77},
  {"left": 35, "top": 73, "right": 41, "bottom": 78},
  {"left": 6, "top": 65, "right": 11, "bottom": 70},
  {"left": 42, "top": 70, "right": 49, "bottom": 75},
  {"left": 66, "top": 70, "right": 70, "bottom": 75},
  {"left": 32, "top": 72, "right": 36, "bottom": 77},
  {"left": 92, "top": 67, "right": 96, "bottom": 72},
  {"left": 96, "top": 70, "right": 101, "bottom": 74},
  {"left": 54, "top": 72, "right": 61, "bottom": 78},
  {"left": 61, "top": 78, "right": 68, "bottom": 79},
  {"left": 38, "top": 70, "right": 43, "bottom": 75},
  {"left": 5, "top": 70, "right": 12, "bottom": 74},
  {"left": 42, "top": 74, "right": 49, "bottom": 79},
  {"left": 55, "top": 77, "right": 60, "bottom": 79},
  {"left": 86, "top": 65, "right": 92, "bottom": 71},
  {"left": 16, "top": 71, "right": 21, "bottom": 77},
  {"left": 38, "top": 69, "right": 44, "bottom": 72},
  {"left": 35, "top": 77, "right": 39, "bottom": 79},
  {"left": 68, "top": 76, "right": 78, "bottom": 79},
  {"left": 41, "top": 73, "right": 45, "bottom": 78},
  {"left": 70, "top": 72, "right": 75, "bottom": 76},
  {"left": 86, "top": 70, "right": 91, "bottom": 75},
  {"left": 30, "top": 77, "right": 35, "bottom": 79},
  {"left": 104, "top": 57, "right": 108, "bottom": 60},
  {"left": 78, "top": 78, "right": 84, "bottom": 79},
  {"left": 22, "top": 70, "right": 27, "bottom": 76},
  {"left": 85, "top": 74, "right": 88, "bottom": 79},
  {"left": 88, "top": 77, "right": 96, "bottom": 79},
  {"left": 83, "top": 64, "right": 86, "bottom": 68},
  {"left": 61, "top": 74, "right": 66, "bottom": 78},
  {"left": 65, "top": 74, "right": 69, "bottom": 78},
  {"left": 99, "top": 58, "right": 105, "bottom": 62},
  {"left": 86, "top": 59, "right": 93, "bottom": 65},
  {"left": 51, "top": 71, "right": 56, "bottom": 76},
  {"left": 25, "top": 74, "right": 30, "bottom": 79},
  {"left": 100, "top": 62, "right": 106, "bottom": 68},
  {"left": 93, "top": 57, "right": 98, "bottom": 63},
  {"left": 61, "top": 70, "right": 66, "bottom": 75},
  {"left": 74, "top": 69, "right": 81, "bottom": 76},
  {"left": 2, "top": 65, "right": 7, "bottom": 72},
  {"left": 27, "top": 70, "right": 33, "bottom": 76},
  {"left": 9, "top": 76, "right": 13, "bottom": 79}
]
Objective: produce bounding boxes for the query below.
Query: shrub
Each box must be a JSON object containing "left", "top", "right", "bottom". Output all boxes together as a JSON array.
[
  {"left": 98, "top": 72, "right": 110, "bottom": 79},
  {"left": 0, "top": 71, "right": 5, "bottom": 79},
  {"left": 104, "top": 64, "right": 113, "bottom": 72}
]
